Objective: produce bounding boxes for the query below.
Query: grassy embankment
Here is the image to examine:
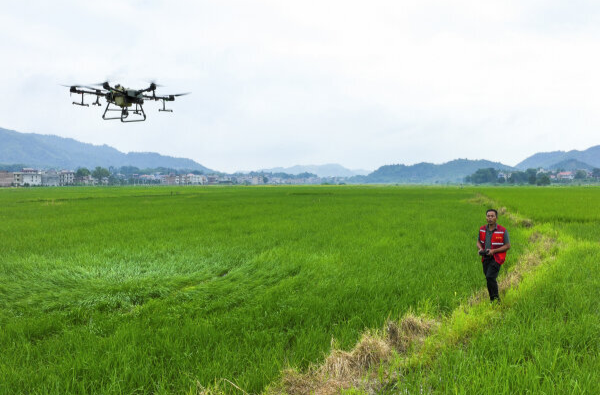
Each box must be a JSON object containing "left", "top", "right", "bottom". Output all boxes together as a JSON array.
[
  {"left": 284, "top": 187, "right": 600, "bottom": 394},
  {"left": 0, "top": 186, "right": 528, "bottom": 394}
]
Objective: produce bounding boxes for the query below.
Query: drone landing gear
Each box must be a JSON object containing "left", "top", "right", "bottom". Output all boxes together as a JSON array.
[
  {"left": 73, "top": 92, "right": 89, "bottom": 107},
  {"left": 159, "top": 99, "right": 173, "bottom": 113},
  {"left": 102, "top": 102, "right": 146, "bottom": 122}
]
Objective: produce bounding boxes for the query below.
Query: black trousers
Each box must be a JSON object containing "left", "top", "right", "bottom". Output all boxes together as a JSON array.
[{"left": 482, "top": 259, "right": 501, "bottom": 301}]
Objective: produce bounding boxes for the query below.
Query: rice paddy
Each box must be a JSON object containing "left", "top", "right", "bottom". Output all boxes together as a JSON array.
[
  {"left": 390, "top": 186, "right": 600, "bottom": 394},
  {"left": 0, "top": 185, "right": 597, "bottom": 394}
]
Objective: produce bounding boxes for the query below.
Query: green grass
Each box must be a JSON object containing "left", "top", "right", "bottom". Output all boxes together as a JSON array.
[
  {"left": 0, "top": 186, "right": 519, "bottom": 394},
  {"left": 3, "top": 185, "right": 595, "bottom": 394},
  {"left": 391, "top": 186, "right": 600, "bottom": 394},
  {"left": 477, "top": 186, "right": 600, "bottom": 223}
]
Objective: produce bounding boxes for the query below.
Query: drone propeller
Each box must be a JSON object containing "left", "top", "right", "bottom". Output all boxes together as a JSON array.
[
  {"left": 165, "top": 92, "right": 191, "bottom": 100},
  {"left": 86, "top": 81, "right": 113, "bottom": 91},
  {"left": 136, "top": 81, "right": 163, "bottom": 96},
  {"left": 90, "top": 80, "right": 115, "bottom": 86},
  {"left": 145, "top": 92, "right": 192, "bottom": 101},
  {"left": 145, "top": 80, "right": 164, "bottom": 88},
  {"left": 61, "top": 84, "right": 103, "bottom": 90}
]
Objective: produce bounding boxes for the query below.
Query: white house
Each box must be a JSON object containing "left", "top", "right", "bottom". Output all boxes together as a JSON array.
[
  {"left": 14, "top": 169, "right": 42, "bottom": 186},
  {"left": 59, "top": 170, "right": 75, "bottom": 185}
]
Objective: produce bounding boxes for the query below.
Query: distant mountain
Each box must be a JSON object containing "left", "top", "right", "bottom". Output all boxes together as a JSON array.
[
  {"left": 261, "top": 164, "right": 370, "bottom": 177},
  {"left": 356, "top": 159, "right": 514, "bottom": 184},
  {"left": 516, "top": 145, "right": 600, "bottom": 170},
  {"left": 548, "top": 159, "right": 595, "bottom": 171},
  {"left": 0, "top": 127, "right": 212, "bottom": 172}
]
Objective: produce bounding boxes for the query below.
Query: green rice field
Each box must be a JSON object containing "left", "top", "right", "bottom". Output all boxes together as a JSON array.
[
  {"left": 397, "top": 186, "right": 600, "bottom": 394},
  {"left": 0, "top": 186, "right": 597, "bottom": 394}
]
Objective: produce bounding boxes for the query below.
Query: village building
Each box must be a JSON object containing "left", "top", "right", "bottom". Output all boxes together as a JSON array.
[
  {"left": 42, "top": 170, "right": 60, "bottom": 186},
  {"left": 138, "top": 174, "right": 158, "bottom": 183},
  {"left": 77, "top": 175, "right": 96, "bottom": 185},
  {"left": 59, "top": 170, "right": 75, "bottom": 186},
  {"left": 13, "top": 168, "right": 42, "bottom": 186},
  {"left": 557, "top": 171, "right": 575, "bottom": 180},
  {"left": 161, "top": 174, "right": 179, "bottom": 185},
  {"left": 180, "top": 174, "right": 205, "bottom": 185},
  {"left": 0, "top": 171, "right": 13, "bottom": 187},
  {"left": 206, "top": 176, "right": 218, "bottom": 184}
]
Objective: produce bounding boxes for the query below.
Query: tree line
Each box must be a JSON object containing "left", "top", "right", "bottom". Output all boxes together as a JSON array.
[{"left": 465, "top": 167, "right": 600, "bottom": 185}]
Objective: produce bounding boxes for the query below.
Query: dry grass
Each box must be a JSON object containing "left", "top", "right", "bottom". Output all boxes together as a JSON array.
[
  {"left": 386, "top": 315, "right": 436, "bottom": 354},
  {"left": 191, "top": 378, "right": 250, "bottom": 395},
  {"left": 271, "top": 314, "right": 437, "bottom": 395}
]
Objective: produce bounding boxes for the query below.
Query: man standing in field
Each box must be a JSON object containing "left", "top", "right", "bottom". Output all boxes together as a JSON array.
[{"left": 477, "top": 209, "right": 511, "bottom": 302}]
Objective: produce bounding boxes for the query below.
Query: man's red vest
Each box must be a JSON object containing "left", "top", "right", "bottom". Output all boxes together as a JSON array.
[{"left": 479, "top": 224, "right": 507, "bottom": 265}]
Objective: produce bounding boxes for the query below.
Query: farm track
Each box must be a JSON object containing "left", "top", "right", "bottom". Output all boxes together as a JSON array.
[{"left": 263, "top": 193, "right": 559, "bottom": 395}]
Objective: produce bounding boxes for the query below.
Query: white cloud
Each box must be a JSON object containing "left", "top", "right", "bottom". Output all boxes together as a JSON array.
[{"left": 1, "top": 1, "right": 600, "bottom": 172}]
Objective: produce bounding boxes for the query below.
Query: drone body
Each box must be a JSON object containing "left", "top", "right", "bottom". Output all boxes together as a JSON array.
[{"left": 65, "top": 82, "right": 189, "bottom": 122}]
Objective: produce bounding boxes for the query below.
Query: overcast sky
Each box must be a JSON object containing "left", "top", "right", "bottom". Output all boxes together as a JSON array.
[{"left": 2, "top": 1, "right": 600, "bottom": 172}]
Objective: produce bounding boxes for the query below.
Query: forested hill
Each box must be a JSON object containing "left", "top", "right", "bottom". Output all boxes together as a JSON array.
[
  {"left": 0, "top": 127, "right": 212, "bottom": 171},
  {"left": 355, "top": 159, "right": 514, "bottom": 183},
  {"left": 516, "top": 145, "right": 600, "bottom": 170}
]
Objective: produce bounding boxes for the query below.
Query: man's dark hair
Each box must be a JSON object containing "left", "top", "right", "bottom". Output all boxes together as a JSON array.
[{"left": 486, "top": 209, "right": 498, "bottom": 216}]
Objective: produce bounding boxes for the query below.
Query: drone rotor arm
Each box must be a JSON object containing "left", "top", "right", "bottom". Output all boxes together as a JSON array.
[
  {"left": 64, "top": 85, "right": 108, "bottom": 97},
  {"left": 154, "top": 92, "right": 191, "bottom": 101},
  {"left": 135, "top": 82, "right": 161, "bottom": 96}
]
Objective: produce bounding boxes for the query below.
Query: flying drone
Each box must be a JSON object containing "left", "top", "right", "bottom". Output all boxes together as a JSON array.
[{"left": 64, "top": 81, "right": 189, "bottom": 122}]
